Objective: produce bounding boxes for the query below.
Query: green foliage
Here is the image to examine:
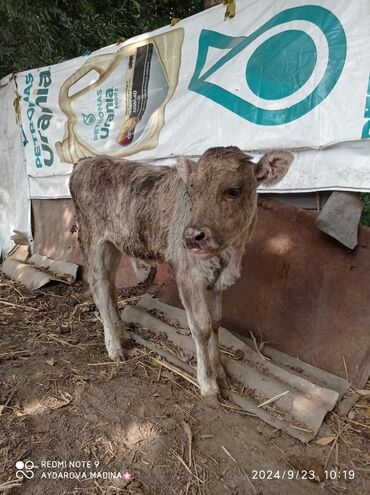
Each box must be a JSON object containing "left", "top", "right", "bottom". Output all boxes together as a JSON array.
[
  {"left": 360, "top": 193, "right": 370, "bottom": 227},
  {"left": 0, "top": 0, "right": 203, "bottom": 79}
]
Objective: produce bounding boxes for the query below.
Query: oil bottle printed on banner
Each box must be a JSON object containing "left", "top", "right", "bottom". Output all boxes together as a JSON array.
[{"left": 56, "top": 29, "right": 184, "bottom": 163}]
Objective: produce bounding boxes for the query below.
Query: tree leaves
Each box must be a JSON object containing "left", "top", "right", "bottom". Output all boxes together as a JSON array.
[
  {"left": 0, "top": 0, "right": 203, "bottom": 79},
  {"left": 360, "top": 193, "right": 370, "bottom": 227}
]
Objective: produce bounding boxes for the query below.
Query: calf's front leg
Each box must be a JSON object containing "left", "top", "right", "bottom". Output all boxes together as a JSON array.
[
  {"left": 177, "top": 280, "right": 219, "bottom": 405},
  {"left": 207, "top": 289, "right": 227, "bottom": 387}
]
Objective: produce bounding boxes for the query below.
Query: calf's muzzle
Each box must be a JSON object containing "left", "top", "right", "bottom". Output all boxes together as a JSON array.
[{"left": 183, "top": 227, "right": 214, "bottom": 253}]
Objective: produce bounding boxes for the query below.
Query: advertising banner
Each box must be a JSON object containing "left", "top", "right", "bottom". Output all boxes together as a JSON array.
[
  {"left": 14, "top": 0, "right": 370, "bottom": 197},
  {"left": 0, "top": 77, "right": 31, "bottom": 256}
]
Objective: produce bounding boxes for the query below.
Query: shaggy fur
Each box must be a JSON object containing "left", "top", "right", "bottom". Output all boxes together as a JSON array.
[{"left": 70, "top": 146, "right": 293, "bottom": 403}]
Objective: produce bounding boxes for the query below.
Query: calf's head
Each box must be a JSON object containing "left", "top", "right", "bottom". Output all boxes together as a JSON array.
[{"left": 177, "top": 146, "right": 293, "bottom": 256}]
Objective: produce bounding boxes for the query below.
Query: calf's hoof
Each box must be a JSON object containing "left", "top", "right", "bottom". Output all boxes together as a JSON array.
[
  {"left": 107, "top": 341, "right": 125, "bottom": 361},
  {"left": 200, "top": 381, "right": 220, "bottom": 408},
  {"left": 203, "top": 393, "right": 220, "bottom": 408}
]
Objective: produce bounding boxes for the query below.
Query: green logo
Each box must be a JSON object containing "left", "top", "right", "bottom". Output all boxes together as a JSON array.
[
  {"left": 82, "top": 113, "right": 96, "bottom": 125},
  {"left": 189, "top": 5, "right": 347, "bottom": 125}
]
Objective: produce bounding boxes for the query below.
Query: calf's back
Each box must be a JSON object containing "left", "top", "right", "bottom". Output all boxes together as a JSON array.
[{"left": 69, "top": 155, "right": 189, "bottom": 263}]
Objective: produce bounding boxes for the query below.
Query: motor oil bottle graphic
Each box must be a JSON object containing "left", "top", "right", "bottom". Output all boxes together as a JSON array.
[{"left": 55, "top": 28, "right": 184, "bottom": 163}]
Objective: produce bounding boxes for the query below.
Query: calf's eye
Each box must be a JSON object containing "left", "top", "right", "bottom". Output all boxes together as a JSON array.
[{"left": 225, "top": 187, "right": 242, "bottom": 199}]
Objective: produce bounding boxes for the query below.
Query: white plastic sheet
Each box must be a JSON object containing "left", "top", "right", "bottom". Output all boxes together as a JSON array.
[
  {"left": 0, "top": 77, "right": 31, "bottom": 257},
  {"left": 5, "top": 0, "right": 370, "bottom": 200}
]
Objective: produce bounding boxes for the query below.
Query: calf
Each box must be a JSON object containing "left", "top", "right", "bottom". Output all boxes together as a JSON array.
[{"left": 69, "top": 147, "right": 293, "bottom": 404}]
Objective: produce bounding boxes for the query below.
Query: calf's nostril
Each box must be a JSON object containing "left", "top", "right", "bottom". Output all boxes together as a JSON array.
[{"left": 194, "top": 231, "right": 206, "bottom": 241}]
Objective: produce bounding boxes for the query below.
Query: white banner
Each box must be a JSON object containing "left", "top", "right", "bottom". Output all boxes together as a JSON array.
[
  {"left": 0, "top": 77, "right": 31, "bottom": 257},
  {"left": 15, "top": 0, "right": 370, "bottom": 198}
]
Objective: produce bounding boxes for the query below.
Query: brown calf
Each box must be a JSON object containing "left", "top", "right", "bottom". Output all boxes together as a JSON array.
[{"left": 69, "top": 147, "right": 293, "bottom": 404}]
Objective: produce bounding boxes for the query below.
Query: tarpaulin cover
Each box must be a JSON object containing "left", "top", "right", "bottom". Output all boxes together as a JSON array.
[
  {"left": 1, "top": 0, "right": 370, "bottom": 204},
  {"left": 0, "top": 77, "right": 31, "bottom": 257}
]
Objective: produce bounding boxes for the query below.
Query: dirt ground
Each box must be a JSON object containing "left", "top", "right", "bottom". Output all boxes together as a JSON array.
[{"left": 0, "top": 272, "right": 369, "bottom": 495}]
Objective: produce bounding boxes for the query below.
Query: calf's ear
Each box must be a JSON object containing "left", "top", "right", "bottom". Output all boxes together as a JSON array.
[
  {"left": 254, "top": 150, "right": 294, "bottom": 186},
  {"left": 176, "top": 156, "right": 196, "bottom": 184}
]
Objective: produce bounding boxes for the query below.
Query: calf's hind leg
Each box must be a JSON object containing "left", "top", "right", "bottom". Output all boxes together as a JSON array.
[{"left": 87, "top": 241, "right": 128, "bottom": 361}]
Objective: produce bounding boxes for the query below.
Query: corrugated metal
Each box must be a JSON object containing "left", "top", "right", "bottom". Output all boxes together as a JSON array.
[{"left": 122, "top": 295, "right": 350, "bottom": 442}]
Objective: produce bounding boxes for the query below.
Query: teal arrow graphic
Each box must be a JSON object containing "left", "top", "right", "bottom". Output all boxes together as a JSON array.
[{"left": 189, "top": 5, "right": 346, "bottom": 125}]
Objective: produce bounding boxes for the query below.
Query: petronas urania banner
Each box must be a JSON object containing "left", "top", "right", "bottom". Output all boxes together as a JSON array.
[{"left": 12, "top": 0, "right": 370, "bottom": 197}]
